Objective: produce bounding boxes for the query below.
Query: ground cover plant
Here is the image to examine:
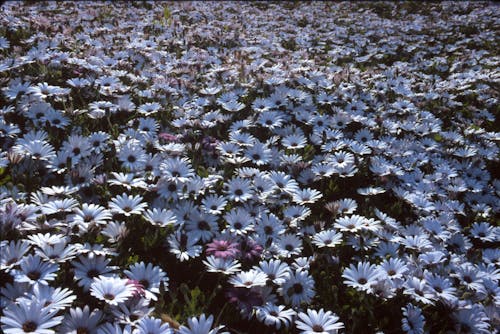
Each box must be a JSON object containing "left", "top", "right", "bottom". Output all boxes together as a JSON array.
[{"left": 0, "top": 1, "right": 499, "bottom": 333}]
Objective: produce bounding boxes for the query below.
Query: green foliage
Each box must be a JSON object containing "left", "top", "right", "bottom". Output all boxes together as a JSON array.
[
  {"left": 281, "top": 38, "right": 297, "bottom": 51},
  {"left": 163, "top": 5, "right": 171, "bottom": 23},
  {"left": 163, "top": 284, "right": 210, "bottom": 323},
  {"left": 0, "top": 168, "right": 11, "bottom": 186}
]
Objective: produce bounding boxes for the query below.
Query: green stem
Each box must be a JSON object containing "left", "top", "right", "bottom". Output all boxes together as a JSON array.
[{"left": 214, "top": 300, "right": 229, "bottom": 327}]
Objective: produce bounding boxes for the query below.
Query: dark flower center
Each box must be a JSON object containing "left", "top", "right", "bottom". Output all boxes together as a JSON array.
[
  {"left": 171, "top": 171, "right": 180, "bottom": 177},
  {"left": 22, "top": 321, "right": 37, "bottom": 332},
  {"left": 358, "top": 278, "right": 367, "bottom": 285},
  {"left": 234, "top": 189, "right": 243, "bottom": 196},
  {"left": 285, "top": 244, "right": 293, "bottom": 251},
  {"left": 387, "top": 270, "right": 396, "bottom": 276},
  {"left": 198, "top": 220, "right": 210, "bottom": 230},
  {"left": 87, "top": 269, "right": 99, "bottom": 278},
  {"left": 264, "top": 226, "right": 273, "bottom": 235},
  {"left": 234, "top": 222, "right": 242, "bottom": 229},
  {"left": 104, "top": 293, "right": 115, "bottom": 300},
  {"left": 83, "top": 215, "right": 93, "bottom": 223},
  {"left": 27, "top": 271, "right": 41, "bottom": 280},
  {"left": 168, "top": 183, "right": 177, "bottom": 192},
  {"left": 312, "top": 325, "right": 324, "bottom": 332},
  {"left": 293, "top": 283, "right": 303, "bottom": 294},
  {"left": 139, "top": 279, "right": 150, "bottom": 289},
  {"left": 77, "top": 327, "right": 89, "bottom": 334},
  {"left": 73, "top": 147, "right": 81, "bottom": 155},
  {"left": 127, "top": 155, "right": 136, "bottom": 163}
]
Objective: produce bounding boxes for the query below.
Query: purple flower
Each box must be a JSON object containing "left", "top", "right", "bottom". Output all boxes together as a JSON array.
[
  {"left": 158, "top": 133, "right": 179, "bottom": 142},
  {"left": 206, "top": 239, "right": 240, "bottom": 259},
  {"left": 238, "top": 238, "right": 263, "bottom": 261},
  {"left": 226, "top": 287, "right": 263, "bottom": 315}
]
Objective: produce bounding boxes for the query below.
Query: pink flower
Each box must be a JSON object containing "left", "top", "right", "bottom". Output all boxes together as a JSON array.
[
  {"left": 206, "top": 239, "right": 240, "bottom": 259},
  {"left": 158, "top": 133, "right": 179, "bottom": 142},
  {"left": 126, "top": 279, "right": 145, "bottom": 298},
  {"left": 239, "top": 239, "right": 263, "bottom": 261}
]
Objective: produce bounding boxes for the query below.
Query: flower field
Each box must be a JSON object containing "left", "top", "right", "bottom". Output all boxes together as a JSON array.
[{"left": 0, "top": 1, "right": 499, "bottom": 333}]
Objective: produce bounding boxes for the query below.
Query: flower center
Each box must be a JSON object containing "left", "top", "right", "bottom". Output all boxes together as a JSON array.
[
  {"left": 293, "top": 283, "right": 303, "bottom": 294},
  {"left": 104, "top": 293, "right": 115, "bottom": 300},
  {"left": 312, "top": 324, "right": 324, "bottom": 332},
  {"left": 87, "top": 269, "right": 99, "bottom": 278},
  {"left": 27, "top": 271, "right": 41, "bottom": 280},
  {"left": 22, "top": 321, "right": 37, "bottom": 332},
  {"left": 127, "top": 155, "right": 136, "bottom": 163},
  {"left": 77, "top": 327, "right": 89, "bottom": 334},
  {"left": 198, "top": 220, "right": 210, "bottom": 230},
  {"left": 139, "top": 279, "right": 150, "bottom": 289},
  {"left": 264, "top": 226, "right": 273, "bottom": 235},
  {"left": 234, "top": 189, "right": 243, "bottom": 196},
  {"left": 358, "top": 278, "right": 367, "bottom": 285}
]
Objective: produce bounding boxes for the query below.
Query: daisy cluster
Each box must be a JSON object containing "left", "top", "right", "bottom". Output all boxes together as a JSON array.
[{"left": 0, "top": 1, "right": 499, "bottom": 333}]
